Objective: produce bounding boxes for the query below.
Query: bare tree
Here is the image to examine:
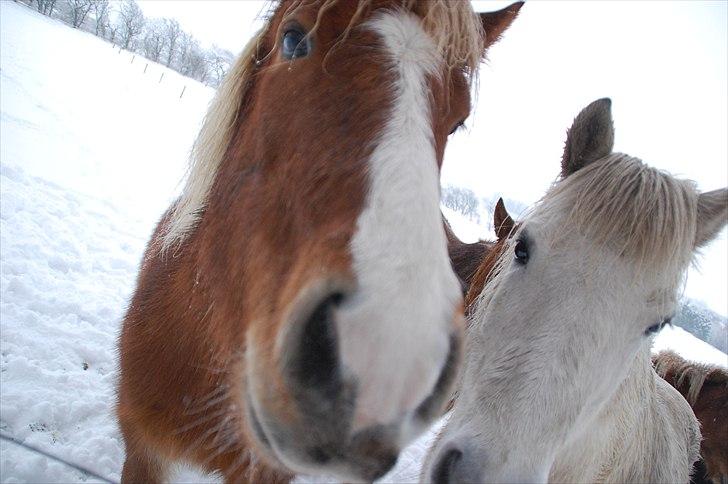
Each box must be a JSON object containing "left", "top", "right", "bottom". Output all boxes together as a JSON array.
[
  {"left": 36, "top": 0, "right": 58, "bottom": 16},
  {"left": 142, "top": 19, "right": 165, "bottom": 62},
  {"left": 176, "top": 36, "right": 210, "bottom": 84},
  {"left": 92, "top": 0, "right": 110, "bottom": 37},
  {"left": 207, "top": 46, "right": 234, "bottom": 88},
  {"left": 64, "top": 0, "right": 93, "bottom": 29},
  {"left": 117, "top": 0, "right": 145, "bottom": 50},
  {"left": 442, "top": 186, "right": 481, "bottom": 221},
  {"left": 174, "top": 30, "right": 193, "bottom": 72},
  {"left": 187, "top": 44, "right": 211, "bottom": 84},
  {"left": 162, "top": 18, "right": 182, "bottom": 68}
]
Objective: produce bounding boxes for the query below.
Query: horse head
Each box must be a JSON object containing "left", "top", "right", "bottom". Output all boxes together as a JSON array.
[{"left": 119, "top": 1, "right": 523, "bottom": 481}]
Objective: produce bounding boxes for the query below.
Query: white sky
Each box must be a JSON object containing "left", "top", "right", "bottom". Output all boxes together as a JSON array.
[
  {"left": 136, "top": 0, "right": 727, "bottom": 316},
  {"left": 137, "top": 1, "right": 268, "bottom": 52}
]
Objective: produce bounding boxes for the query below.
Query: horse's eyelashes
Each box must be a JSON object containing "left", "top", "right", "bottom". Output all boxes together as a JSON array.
[
  {"left": 644, "top": 316, "right": 672, "bottom": 336},
  {"left": 514, "top": 238, "right": 529, "bottom": 265},
  {"left": 449, "top": 120, "right": 466, "bottom": 135},
  {"left": 645, "top": 323, "right": 661, "bottom": 335}
]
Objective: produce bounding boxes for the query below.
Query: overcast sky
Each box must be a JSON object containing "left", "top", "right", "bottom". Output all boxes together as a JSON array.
[{"left": 136, "top": 1, "right": 727, "bottom": 316}]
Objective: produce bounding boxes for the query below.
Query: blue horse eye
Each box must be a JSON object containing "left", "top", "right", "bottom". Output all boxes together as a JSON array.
[{"left": 282, "top": 29, "right": 309, "bottom": 59}]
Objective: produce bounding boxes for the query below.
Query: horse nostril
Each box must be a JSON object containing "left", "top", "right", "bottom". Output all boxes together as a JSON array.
[
  {"left": 433, "top": 448, "right": 463, "bottom": 484},
  {"left": 289, "top": 291, "right": 344, "bottom": 399},
  {"left": 307, "top": 445, "right": 333, "bottom": 464}
]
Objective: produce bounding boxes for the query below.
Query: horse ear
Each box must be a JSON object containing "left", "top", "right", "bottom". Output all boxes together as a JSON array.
[
  {"left": 694, "top": 188, "right": 728, "bottom": 249},
  {"left": 561, "top": 98, "right": 615, "bottom": 177},
  {"left": 480, "top": 2, "right": 523, "bottom": 50},
  {"left": 494, "top": 198, "right": 515, "bottom": 240}
]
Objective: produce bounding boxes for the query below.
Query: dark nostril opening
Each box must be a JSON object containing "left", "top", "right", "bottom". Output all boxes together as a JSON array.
[
  {"left": 291, "top": 292, "right": 344, "bottom": 398},
  {"left": 433, "top": 448, "right": 463, "bottom": 484},
  {"left": 307, "top": 445, "right": 333, "bottom": 464}
]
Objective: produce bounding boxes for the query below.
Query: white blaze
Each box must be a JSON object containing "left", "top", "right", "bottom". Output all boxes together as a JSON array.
[{"left": 336, "top": 10, "right": 462, "bottom": 432}]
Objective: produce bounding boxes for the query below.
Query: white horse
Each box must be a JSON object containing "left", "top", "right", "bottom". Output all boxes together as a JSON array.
[{"left": 423, "top": 98, "right": 728, "bottom": 483}]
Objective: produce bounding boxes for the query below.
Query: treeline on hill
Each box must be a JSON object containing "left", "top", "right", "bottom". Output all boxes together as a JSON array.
[
  {"left": 442, "top": 185, "right": 528, "bottom": 227},
  {"left": 17, "top": 0, "right": 234, "bottom": 88},
  {"left": 673, "top": 300, "right": 728, "bottom": 354},
  {"left": 442, "top": 185, "right": 728, "bottom": 353}
]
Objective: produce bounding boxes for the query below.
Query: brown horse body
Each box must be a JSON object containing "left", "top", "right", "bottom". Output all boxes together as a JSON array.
[
  {"left": 117, "top": 1, "right": 522, "bottom": 482},
  {"left": 654, "top": 350, "right": 728, "bottom": 484}
]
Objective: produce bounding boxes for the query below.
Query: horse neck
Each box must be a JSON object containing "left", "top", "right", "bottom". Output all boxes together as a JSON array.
[{"left": 551, "top": 345, "right": 696, "bottom": 483}]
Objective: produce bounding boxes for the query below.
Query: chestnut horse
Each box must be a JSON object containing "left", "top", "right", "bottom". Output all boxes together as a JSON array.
[
  {"left": 444, "top": 217, "right": 493, "bottom": 296},
  {"left": 426, "top": 98, "right": 728, "bottom": 483},
  {"left": 117, "top": 1, "right": 522, "bottom": 482},
  {"left": 463, "top": 197, "right": 514, "bottom": 310},
  {"left": 654, "top": 350, "right": 728, "bottom": 484}
]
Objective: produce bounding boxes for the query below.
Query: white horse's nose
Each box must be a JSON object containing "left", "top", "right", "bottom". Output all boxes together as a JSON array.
[
  {"left": 430, "top": 440, "right": 485, "bottom": 484},
  {"left": 432, "top": 447, "right": 464, "bottom": 484}
]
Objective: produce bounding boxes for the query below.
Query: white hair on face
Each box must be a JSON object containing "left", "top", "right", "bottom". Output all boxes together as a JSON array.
[
  {"left": 425, "top": 153, "right": 706, "bottom": 483},
  {"left": 542, "top": 153, "right": 699, "bottom": 283},
  {"left": 334, "top": 9, "right": 462, "bottom": 434}
]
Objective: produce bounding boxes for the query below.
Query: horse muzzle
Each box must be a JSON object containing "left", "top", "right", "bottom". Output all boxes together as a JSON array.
[{"left": 245, "top": 279, "right": 462, "bottom": 480}]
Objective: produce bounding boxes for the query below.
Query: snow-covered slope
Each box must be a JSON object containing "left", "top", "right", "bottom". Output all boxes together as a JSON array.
[
  {"left": 0, "top": 164, "right": 141, "bottom": 482},
  {"left": 0, "top": 3, "right": 213, "bottom": 482},
  {"left": 0, "top": 3, "right": 725, "bottom": 483},
  {"left": 0, "top": 1, "right": 212, "bottom": 229},
  {"left": 653, "top": 326, "right": 727, "bottom": 367}
]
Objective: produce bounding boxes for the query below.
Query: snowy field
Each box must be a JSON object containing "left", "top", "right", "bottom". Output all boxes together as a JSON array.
[{"left": 1, "top": 3, "right": 726, "bottom": 483}]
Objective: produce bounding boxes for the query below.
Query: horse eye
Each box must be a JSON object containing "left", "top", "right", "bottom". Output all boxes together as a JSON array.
[
  {"left": 644, "top": 317, "right": 671, "bottom": 336},
  {"left": 645, "top": 323, "right": 662, "bottom": 335},
  {"left": 282, "top": 28, "right": 309, "bottom": 59},
  {"left": 514, "top": 238, "right": 529, "bottom": 265},
  {"left": 449, "top": 121, "right": 465, "bottom": 135}
]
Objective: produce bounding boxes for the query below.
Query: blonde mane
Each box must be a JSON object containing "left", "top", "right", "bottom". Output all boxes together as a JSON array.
[
  {"left": 473, "top": 154, "right": 700, "bottom": 317},
  {"left": 541, "top": 154, "right": 699, "bottom": 279},
  {"left": 653, "top": 350, "right": 728, "bottom": 404},
  {"left": 160, "top": 27, "right": 266, "bottom": 251},
  {"left": 160, "top": 0, "right": 484, "bottom": 251}
]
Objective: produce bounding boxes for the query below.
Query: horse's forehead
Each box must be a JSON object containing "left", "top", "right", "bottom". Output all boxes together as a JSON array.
[
  {"left": 645, "top": 287, "right": 678, "bottom": 309},
  {"left": 274, "top": 0, "right": 416, "bottom": 31}
]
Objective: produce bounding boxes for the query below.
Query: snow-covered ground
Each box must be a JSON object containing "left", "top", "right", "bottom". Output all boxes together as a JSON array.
[{"left": 1, "top": 3, "right": 725, "bottom": 483}]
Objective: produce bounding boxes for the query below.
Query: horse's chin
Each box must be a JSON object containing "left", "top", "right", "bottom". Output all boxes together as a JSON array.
[
  {"left": 244, "top": 393, "right": 271, "bottom": 451},
  {"left": 243, "top": 385, "right": 402, "bottom": 481},
  {"left": 242, "top": 391, "right": 289, "bottom": 472}
]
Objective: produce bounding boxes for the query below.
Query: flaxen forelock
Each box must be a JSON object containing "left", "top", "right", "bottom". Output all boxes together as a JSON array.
[
  {"left": 472, "top": 154, "right": 701, "bottom": 317},
  {"left": 543, "top": 154, "right": 698, "bottom": 279}
]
